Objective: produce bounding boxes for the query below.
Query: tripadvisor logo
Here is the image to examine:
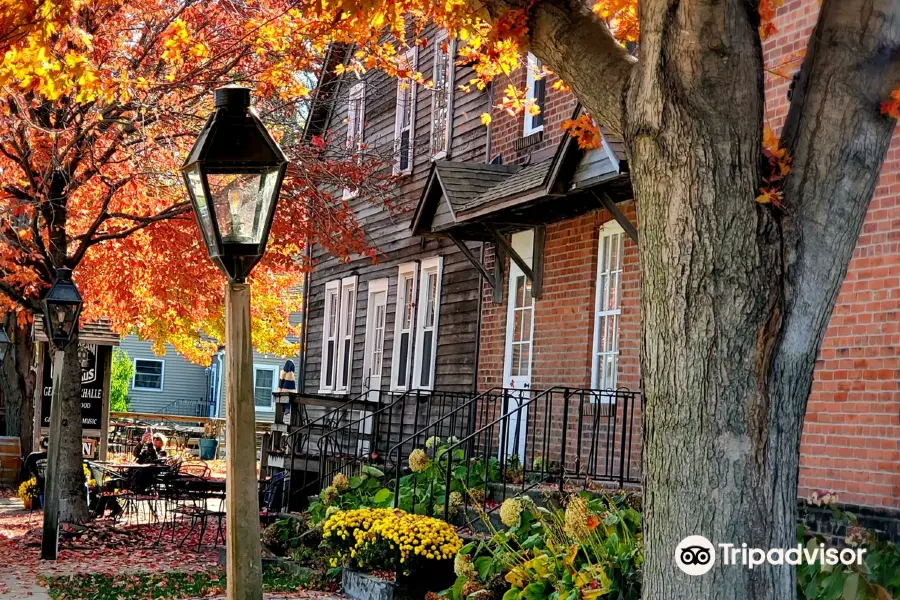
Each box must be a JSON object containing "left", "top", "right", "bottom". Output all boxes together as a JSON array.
[{"left": 675, "top": 536, "right": 866, "bottom": 576}]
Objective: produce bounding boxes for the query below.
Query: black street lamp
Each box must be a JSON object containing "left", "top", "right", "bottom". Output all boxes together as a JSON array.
[
  {"left": 181, "top": 85, "right": 288, "bottom": 283},
  {"left": 40, "top": 266, "right": 84, "bottom": 561},
  {"left": 181, "top": 85, "right": 287, "bottom": 600},
  {"left": 41, "top": 267, "right": 83, "bottom": 350}
]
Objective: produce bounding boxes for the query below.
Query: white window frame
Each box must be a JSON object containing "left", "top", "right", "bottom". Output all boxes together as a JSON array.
[
  {"left": 253, "top": 365, "right": 278, "bottom": 412},
  {"left": 344, "top": 80, "right": 366, "bottom": 199},
  {"left": 390, "top": 263, "right": 419, "bottom": 391},
  {"left": 393, "top": 47, "right": 418, "bottom": 175},
  {"left": 591, "top": 221, "right": 625, "bottom": 395},
  {"left": 132, "top": 358, "right": 165, "bottom": 392},
  {"left": 363, "top": 278, "right": 389, "bottom": 388},
  {"left": 430, "top": 33, "right": 456, "bottom": 160},
  {"left": 334, "top": 276, "right": 358, "bottom": 393},
  {"left": 412, "top": 256, "right": 443, "bottom": 390},
  {"left": 524, "top": 52, "right": 545, "bottom": 136},
  {"left": 319, "top": 280, "right": 341, "bottom": 393}
]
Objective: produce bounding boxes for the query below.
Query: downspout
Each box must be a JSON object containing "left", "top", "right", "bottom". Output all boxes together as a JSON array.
[
  {"left": 472, "top": 80, "right": 493, "bottom": 394},
  {"left": 298, "top": 237, "right": 312, "bottom": 395},
  {"left": 472, "top": 243, "right": 485, "bottom": 395}
]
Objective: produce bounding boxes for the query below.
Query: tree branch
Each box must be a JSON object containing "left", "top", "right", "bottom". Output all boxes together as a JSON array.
[{"left": 484, "top": 0, "right": 635, "bottom": 138}]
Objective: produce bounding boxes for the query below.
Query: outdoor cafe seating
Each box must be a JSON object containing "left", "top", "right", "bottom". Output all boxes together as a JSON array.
[{"left": 87, "top": 457, "right": 226, "bottom": 551}]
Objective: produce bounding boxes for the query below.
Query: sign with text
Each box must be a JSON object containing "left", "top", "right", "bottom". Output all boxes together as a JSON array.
[{"left": 40, "top": 343, "right": 110, "bottom": 431}]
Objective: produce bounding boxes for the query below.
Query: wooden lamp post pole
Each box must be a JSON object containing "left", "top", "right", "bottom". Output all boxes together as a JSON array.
[
  {"left": 224, "top": 282, "right": 263, "bottom": 600},
  {"left": 40, "top": 349, "right": 65, "bottom": 560}
]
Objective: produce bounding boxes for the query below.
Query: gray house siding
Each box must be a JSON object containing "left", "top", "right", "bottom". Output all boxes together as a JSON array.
[
  {"left": 118, "top": 336, "right": 210, "bottom": 415},
  {"left": 302, "top": 33, "right": 489, "bottom": 398}
]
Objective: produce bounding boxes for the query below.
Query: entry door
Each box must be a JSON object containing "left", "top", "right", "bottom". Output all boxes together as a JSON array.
[
  {"left": 363, "top": 279, "right": 389, "bottom": 401},
  {"left": 502, "top": 230, "right": 535, "bottom": 459}
]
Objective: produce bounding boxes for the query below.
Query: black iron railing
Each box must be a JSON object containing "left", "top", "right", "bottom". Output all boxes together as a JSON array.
[
  {"left": 316, "top": 389, "right": 474, "bottom": 488},
  {"left": 386, "top": 387, "right": 515, "bottom": 507},
  {"left": 161, "top": 398, "right": 211, "bottom": 417},
  {"left": 387, "top": 387, "right": 640, "bottom": 522},
  {"left": 277, "top": 390, "right": 377, "bottom": 511}
]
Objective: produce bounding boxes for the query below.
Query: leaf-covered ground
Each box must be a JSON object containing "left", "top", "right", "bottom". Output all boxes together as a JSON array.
[{"left": 0, "top": 491, "right": 344, "bottom": 599}]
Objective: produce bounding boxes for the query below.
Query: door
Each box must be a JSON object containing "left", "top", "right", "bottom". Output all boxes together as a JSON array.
[
  {"left": 363, "top": 279, "right": 389, "bottom": 401},
  {"left": 502, "top": 230, "right": 535, "bottom": 459}
]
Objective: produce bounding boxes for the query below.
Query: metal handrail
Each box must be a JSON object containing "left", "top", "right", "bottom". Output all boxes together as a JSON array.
[
  {"left": 436, "top": 386, "right": 641, "bottom": 522},
  {"left": 387, "top": 387, "right": 514, "bottom": 507}
]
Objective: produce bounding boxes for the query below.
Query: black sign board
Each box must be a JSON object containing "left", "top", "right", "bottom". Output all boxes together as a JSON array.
[{"left": 41, "top": 343, "right": 109, "bottom": 431}]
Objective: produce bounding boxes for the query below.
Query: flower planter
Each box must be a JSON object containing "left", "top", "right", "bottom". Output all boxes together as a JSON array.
[
  {"left": 23, "top": 497, "right": 32, "bottom": 510},
  {"left": 199, "top": 438, "right": 219, "bottom": 460},
  {"left": 342, "top": 569, "right": 396, "bottom": 600}
]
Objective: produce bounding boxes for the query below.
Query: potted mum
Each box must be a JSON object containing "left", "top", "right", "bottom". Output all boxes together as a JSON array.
[
  {"left": 18, "top": 477, "right": 38, "bottom": 510},
  {"left": 199, "top": 420, "right": 221, "bottom": 460}
]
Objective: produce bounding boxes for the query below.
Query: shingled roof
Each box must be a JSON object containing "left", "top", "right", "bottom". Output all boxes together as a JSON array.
[
  {"left": 432, "top": 161, "right": 517, "bottom": 210},
  {"left": 459, "top": 159, "right": 555, "bottom": 213}
]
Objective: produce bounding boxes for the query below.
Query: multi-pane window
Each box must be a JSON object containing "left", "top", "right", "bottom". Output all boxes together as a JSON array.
[
  {"left": 391, "top": 263, "right": 418, "bottom": 390},
  {"left": 430, "top": 35, "right": 455, "bottom": 158},
  {"left": 592, "top": 222, "right": 624, "bottom": 391},
  {"left": 344, "top": 81, "right": 366, "bottom": 199},
  {"left": 524, "top": 52, "right": 545, "bottom": 135},
  {"left": 254, "top": 367, "right": 276, "bottom": 410},
  {"left": 320, "top": 277, "right": 357, "bottom": 393},
  {"left": 364, "top": 279, "right": 388, "bottom": 387},
  {"left": 133, "top": 359, "right": 164, "bottom": 391},
  {"left": 320, "top": 281, "right": 340, "bottom": 391},
  {"left": 413, "top": 257, "right": 443, "bottom": 390},
  {"left": 346, "top": 81, "right": 366, "bottom": 156},
  {"left": 509, "top": 275, "right": 534, "bottom": 377},
  {"left": 336, "top": 277, "right": 357, "bottom": 392},
  {"left": 394, "top": 48, "right": 418, "bottom": 174}
]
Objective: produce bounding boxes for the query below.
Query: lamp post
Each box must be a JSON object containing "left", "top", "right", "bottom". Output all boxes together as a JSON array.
[
  {"left": 181, "top": 85, "right": 287, "bottom": 600},
  {"left": 39, "top": 267, "right": 83, "bottom": 560}
]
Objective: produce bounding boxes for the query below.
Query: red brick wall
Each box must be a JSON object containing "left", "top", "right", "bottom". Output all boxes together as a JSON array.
[
  {"left": 765, "top": 1, "right": 900, "bottom": 510},
  {"left": 476, "top": 205, "right": 642, "bottom": 482},
  {"left": 489, "top": 68, "right": 578, "bottom": 165},
  {"left": 478, "top": 17, "right": 900, "bottom": 509}
]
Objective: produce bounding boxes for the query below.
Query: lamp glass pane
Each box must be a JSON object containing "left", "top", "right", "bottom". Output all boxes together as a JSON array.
[
  {"left": 185, "top": 165, "right": 218, "bottom": 251},
  {"left": 207, "top": 167, "right": 280, "bottom": 246},
  {"left": 47, "top": 302, "right": 77, "bottom": 340}
]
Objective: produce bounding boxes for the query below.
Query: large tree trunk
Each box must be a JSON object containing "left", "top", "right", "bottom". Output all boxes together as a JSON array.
[
  {"left": 624, "top": 3, "right": 785, "bottom": 598},
  {"left": 56, "top": 327, "right": 88, "bottom": 522},
  {"left": 2, "top": 314, "right": 36, "bottom": 455}
]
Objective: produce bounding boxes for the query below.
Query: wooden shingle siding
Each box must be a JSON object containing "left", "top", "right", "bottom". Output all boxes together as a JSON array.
[{"left": 303, "top": 32, "right": 489, "bottom": 398}]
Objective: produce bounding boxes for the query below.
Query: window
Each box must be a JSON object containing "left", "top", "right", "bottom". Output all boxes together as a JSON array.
[
  {"left": 320, "top": 280, "right": 341, "bottom": 392},
  {"left": 394, "top": 48, "right": 418, "bottom": 174},
  {"left": 344, "top": 81, "right": 366, "bottom": 199},
  {"left": 363, "top": 279, "right": 389, "bottom": 388},
  {"left": 390, "top": 263, "right": 418, "bottom": 391},
  {"left": 132, "top": 359, "right": 164, "bottom": 391},
  {"left": 254, "top": 366, "right": 277, "bottom": 411},
  {"left": 335, "top": 276, "right": 357, "bottom": 392},
  {"left": 592, "top": 221, "right": 624, "bottom": 391},
  {"left": 412, "top": 257, "right": 443, "bottom": 390},
  {"left": 430, "top": 34, "right": 456, "bottom": 159},
  {"left": 524, "top": 53, "right": 545, "bottom": 136}
]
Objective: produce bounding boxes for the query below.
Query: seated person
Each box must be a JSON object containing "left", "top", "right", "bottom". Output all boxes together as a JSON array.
[{"left": 133, "top": 432, "right": 168, "bottom": 464}]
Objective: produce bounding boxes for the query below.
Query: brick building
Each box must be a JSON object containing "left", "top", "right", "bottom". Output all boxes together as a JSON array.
[{"left": 412, "top": 2, "right": 897, "bottom": 520}]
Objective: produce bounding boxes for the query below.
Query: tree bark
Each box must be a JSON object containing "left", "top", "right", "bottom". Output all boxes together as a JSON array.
[
  {"left": 56, "top": 324, "right": 88, "bottom": 522},
  {"left": 2, "top": 314, "right": 36, "bottom": 455}
]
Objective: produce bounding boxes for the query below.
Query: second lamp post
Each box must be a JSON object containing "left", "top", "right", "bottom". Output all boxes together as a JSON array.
[
  {"left": 181, "top": 85, "right": 288, "bottom": 600},
  {"left": 40, "top": 267, "right": 83, "bottom": 560}
]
